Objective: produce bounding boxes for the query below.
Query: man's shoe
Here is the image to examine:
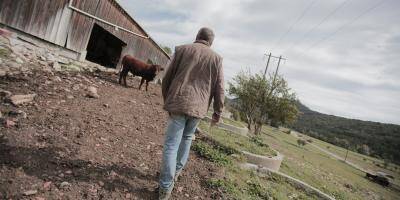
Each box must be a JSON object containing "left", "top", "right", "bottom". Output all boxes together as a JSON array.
[
  {"left": 158, "top": 188, "right": 172, "bottom": 200},
  {"left": 159, "top": 181, "right": 174, "bottom": 200}
]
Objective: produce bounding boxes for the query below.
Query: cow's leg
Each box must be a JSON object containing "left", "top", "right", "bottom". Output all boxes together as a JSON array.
[
  {"left": 145, "top": 80, "right": 149, "bottom": 91},
  {"left": 123, "top": 69, "right": 130, "bottom": 87},
  {"left": 139, "top": 78, "right": 145, "bottom": 90},
  {"left": 119, "top": 67, "right": 129, "bottom": 87},
  {"left": 118, "top": 67, "right": 124, "bottom": 85}
]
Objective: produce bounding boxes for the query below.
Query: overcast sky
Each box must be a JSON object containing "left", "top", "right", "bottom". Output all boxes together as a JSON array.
[{"left": 119, "top": 0, "right": 400, "bottom": 125}]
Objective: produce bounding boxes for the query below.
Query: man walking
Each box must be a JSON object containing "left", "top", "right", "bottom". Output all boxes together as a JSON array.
[{"left": 159, "top": 27, "right": 224, "bottom": 199}]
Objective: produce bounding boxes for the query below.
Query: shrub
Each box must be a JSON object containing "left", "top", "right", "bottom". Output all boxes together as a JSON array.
[
  {"left": 297, "top": 139, "right": 307, "bottom": 146},
  {"left": 250, "top": 136, "right": 269, "bottom": 148},
  {"left": 192, "top": 141, "right": 231, "bottom": 166}
]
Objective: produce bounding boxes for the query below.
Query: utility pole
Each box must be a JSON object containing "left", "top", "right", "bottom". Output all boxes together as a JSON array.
[
  {"left": 271, "top": 55, "right": 285, "bottom": 84},
  {"left": 263, "top": 52, "right": 286, "bottom": 80},
  {"left": 263, "top": 53, "right": 272, "bottom": 78}
]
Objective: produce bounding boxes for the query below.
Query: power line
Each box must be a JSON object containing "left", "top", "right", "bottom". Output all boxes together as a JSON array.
[
  {"left": 271, "top": 0, "right": 318, "bottom": 51},
  {"left": 284, "top": 0, "right": 351, "bottom": 53},
  {"left": 304, "top": 0, "right": 387, "bottom": 52}
]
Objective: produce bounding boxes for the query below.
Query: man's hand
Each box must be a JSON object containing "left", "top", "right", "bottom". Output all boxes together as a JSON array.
[{"left": 210, "top": 112, "right": 220, "bottom": 127}]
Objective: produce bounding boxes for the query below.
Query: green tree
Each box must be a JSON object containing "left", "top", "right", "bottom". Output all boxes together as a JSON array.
[{"left": 228, "top": 70, "right": 298, "bottom": 134}]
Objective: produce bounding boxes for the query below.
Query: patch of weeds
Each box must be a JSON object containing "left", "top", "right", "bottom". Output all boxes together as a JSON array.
[
  {"left": 192, "top": 141, "right": 231, "bottom": 166},
  {"left": 0, "top": 47, "right": 11, "bottom": 59},
  {"left": 250, "top": 136, "right": 269, "bottom": 148},
  {"left": 246, "top": 181, "right": 271, "bottom": 199},
  {"left": 206, "top": 178, "right": 235, "bottom": 193}
]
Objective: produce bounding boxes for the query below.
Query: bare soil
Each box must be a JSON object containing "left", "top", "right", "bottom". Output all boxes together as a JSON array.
[{"left": 0, "top": 70, "right": 224, "bottom": 200}]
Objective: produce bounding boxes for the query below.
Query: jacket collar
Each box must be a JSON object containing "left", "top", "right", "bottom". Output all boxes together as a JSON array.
[{"left": 194, "top": 39, "right": 211, "bottom": 46}]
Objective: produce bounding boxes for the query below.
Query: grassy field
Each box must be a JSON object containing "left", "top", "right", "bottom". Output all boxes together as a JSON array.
[
  {"left": 260, "top": 126, "right": 400, "bottom": 200},
  {"left": 192, "top": 136, "right": 320, "bottom": 199},
  {"left": 198, "top": 121, "right": 276, "bottom": 156},
  {"left": 301, "top": 133, "right": 400, "bottom": 186},
  {"left": 195, "top": 118, "right": 399, "bottom": 199},
  {"left": 221, "top": 117, "right": 246, "bottom": 128}
]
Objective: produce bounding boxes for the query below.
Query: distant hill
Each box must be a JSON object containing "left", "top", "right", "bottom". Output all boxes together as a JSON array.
[{"left": 289, "top": 101, "right": 400, "bottom": 165}]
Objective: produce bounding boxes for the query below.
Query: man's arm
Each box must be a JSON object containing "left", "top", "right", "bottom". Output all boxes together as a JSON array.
[
  {"left": 162, "top": 53, "right": 177, "bottom": 101},
  {"left": 212, "top": 59, "right": 224, "bottom": 122}
]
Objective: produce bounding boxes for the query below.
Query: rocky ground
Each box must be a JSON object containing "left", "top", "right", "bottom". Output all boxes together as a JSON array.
[{"left": 0, "top": 31, "right": 224, "bottom": 199}]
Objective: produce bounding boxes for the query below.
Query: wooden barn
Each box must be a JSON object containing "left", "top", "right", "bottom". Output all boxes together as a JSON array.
[{"left": 0, "top": 0, "right": 170, "bottom": 68}]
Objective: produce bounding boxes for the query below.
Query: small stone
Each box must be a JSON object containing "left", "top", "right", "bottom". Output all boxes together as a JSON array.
[
  {"left": 59, "top": 173, "right": 64, "bottom": 178},
  {"left": 0, "top": 69, "right": 6, "bottom": 77},
  {"left": 0, "top": 89, "right": 12, "bottom": 97},
  {"left": 177, "top": 186, "right": 183, "bottom": 193},
  {"left": 36, "top": 197, "right": 45, "bottom": 200},
  {"left": 4, "top": 119, "right": 16, "bottom": 128},
  {"left": 60, "top": 181, "right": 70, "bottom": 188},
  {"left": 98, "top": 181, "right": 104, "bottom": 186},
  {"left": 51, "top": 61, "right": 61, "bottom": 71},
  {"left": 65, "top": 170, "right": 72, "bottom": 174},
  {"left": 125, "top": 193, "right": 131, "bottom": 198},
  {"left": 15, "top": 57, "right": 24, "bottom": 64},
  {"left": 66, "top": 95, "right": 74, "bottom": 99},
  {"left": 9, "top": 110, "right": 27, "bottom": 118},
  {"left": 103, "top": 104, "right": 109, "bottom": 108},
  {"left": 72, "top": 85, "right": 80, "bottom": 91},
  {"left": 23, "top": 190, "right": 38, "bottom": 196},
  {"left": 8, "top": 94, "right": 36, "bottom": 105},
  {"left": 43, "top": 181, "right": 52, "bottom": 190},
  {"left": 54, "top": 76, "right": 62, "bottom": 82},
  {"left": 86, "top": 86, "right": 99, "bottom": 98},
  {"left": 7, "top": 62, "right": 20, "bottom": 69}
]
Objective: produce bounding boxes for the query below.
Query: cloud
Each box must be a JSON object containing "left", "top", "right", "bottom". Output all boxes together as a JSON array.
[{"left": 119, "top": 0, "right": 400, "bottom": 124}]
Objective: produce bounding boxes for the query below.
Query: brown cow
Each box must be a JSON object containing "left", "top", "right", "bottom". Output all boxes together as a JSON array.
[{"left": 118, "top": 55, "right": 164, "bottom": 91}]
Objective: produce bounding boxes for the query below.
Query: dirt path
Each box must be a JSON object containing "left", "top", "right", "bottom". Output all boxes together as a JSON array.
[{"left": 0, "top": 70, "right": 223, "bottom": 200}]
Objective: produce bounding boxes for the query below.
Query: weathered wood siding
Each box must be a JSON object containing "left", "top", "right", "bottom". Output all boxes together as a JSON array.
[{"left": 0, "top": 0, "right": 170, "bottom": 65}]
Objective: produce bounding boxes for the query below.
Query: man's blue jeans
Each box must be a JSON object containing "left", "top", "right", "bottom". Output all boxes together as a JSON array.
[{"left": 159, "top": 114, "right": 200, "bottom": 191}]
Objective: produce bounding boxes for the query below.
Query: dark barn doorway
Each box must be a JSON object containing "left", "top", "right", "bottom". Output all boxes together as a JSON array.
[{"left": 86, "top": 24, "right": 126, "bottom": 68}]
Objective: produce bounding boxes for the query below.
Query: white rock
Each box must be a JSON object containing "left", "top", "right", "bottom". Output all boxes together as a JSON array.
[
  {"left": 60, "top": 181, "right": 71, "bottom": 188},
  {"left": 23, "top": 190, "right": 38, "bottom": 196},
  {"left": 53, "top": 76, "right": 62, "bottom": 82},
  {"left": 0, "top": 69, "right": 6, "bottom": 77},
  {"left": 8, "top": 94, "right": 36, "bottom": 105},
  {"left": 51, "top": 61, "right": 61, "bottom": 71},
  {"left": 15, "top": 57, "right": 24, "bottom": 64},
  {"left": 86, "top": 86, "right": 99, "bottom": 98}
]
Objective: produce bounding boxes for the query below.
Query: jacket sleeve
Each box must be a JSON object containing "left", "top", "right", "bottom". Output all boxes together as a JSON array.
[
  {"left": 162, "top": 53, "right": 176, "bottom": 101},
  {"left": 213, "top": 58, "right": 225, "bottom": 115}
]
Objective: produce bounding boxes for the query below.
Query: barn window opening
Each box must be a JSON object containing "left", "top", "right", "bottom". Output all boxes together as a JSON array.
[{"left": 86, "top": 24, "right": 126, "bottom": 68}]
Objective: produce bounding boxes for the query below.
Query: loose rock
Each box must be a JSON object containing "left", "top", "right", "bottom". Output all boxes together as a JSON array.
[
  {"left": 8, "top": 94, "right": 36, "bottom": 105},
  {"left": 51, "top": 61, "right": 61, "bottom": 71},
  {"left": 43, "top": 181, "right": 52, "bottom": 190},
  {"left": 60, "top": 181, "right": 71, "bottom": 188},
  {"left": 23, "top": 190, "right": 38, "bottom": 196},
  {"left": 86, "top": 86, "right": 99, "bottom": 98},
  {"left": 15, "top": 57, "right": 24, "bottom": 64},
  {"left": 4, "top": 119, "right": 16, "bottom": 128},
  {"left": 9, "top": 110, "right": 27, "bottom": 118},
  {"left": 0, "top": 90, "right": 12, "bottom": 98},
  {"left": 0, "top": 69, "right": 6, "bottom": 77}
]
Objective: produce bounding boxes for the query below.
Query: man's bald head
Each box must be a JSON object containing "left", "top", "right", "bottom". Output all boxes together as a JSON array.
[{"left": 195, "top": 27, "right": 215, "bottom": 46}]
